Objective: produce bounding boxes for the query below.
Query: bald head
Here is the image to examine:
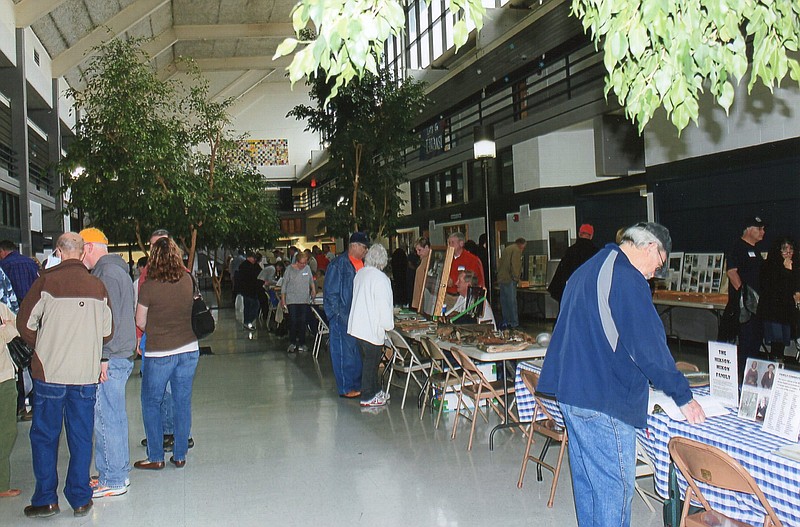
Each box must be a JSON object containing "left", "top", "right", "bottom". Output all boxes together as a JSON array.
[{"left": 57, "top": 232, "right": 85, "bottom": 261}]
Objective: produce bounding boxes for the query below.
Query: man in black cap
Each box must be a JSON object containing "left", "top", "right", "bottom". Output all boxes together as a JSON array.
[
  {"left": 725, "top": 216, "right": 766, "bottom": 382},
  {"left": 324, "top": 233, "right": 369, "bottom": 398}
]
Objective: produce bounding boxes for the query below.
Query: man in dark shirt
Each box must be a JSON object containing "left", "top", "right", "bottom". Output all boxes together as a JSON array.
[
  {"left": 547, "top": 224, "right": 598, "bottom": 303},
  {"left": 726, "top": 216, "right": 766, "bottom": 382},
  {"left": 235, "top": 252, "right": 264, "bottom": 331}
]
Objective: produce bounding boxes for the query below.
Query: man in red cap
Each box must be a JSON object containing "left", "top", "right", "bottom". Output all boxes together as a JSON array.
[{"left": 548, "top": 223, "right": 598, "bottom": 304}]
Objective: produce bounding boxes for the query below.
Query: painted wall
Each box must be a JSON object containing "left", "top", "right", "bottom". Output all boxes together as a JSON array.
[
  {"left": 23, "top": 28, "right": 52, "bottom": 105},
  {"left": 513, "top": 127, "right": 597, "bottom": 192},
  {"left": 644, "top": 82, "right": 800, "bottom": 166},
  {"left": 428, "top": 217, "right": 486, "bottom": 246},
  {"left": 0, "top": 0, "right": 14, "bottom": 66},
  {"left": 228, "top": 81, "right": 318, "bottom": 182}
]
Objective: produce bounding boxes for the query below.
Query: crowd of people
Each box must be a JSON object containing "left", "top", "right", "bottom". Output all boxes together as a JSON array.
[{"left": 0, "top": 228, "right": 202, "bottom": 518}]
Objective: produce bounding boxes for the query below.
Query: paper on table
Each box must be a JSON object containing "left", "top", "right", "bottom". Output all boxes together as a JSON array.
[
  {"left": 774, "top": 443, "right": 800, "bottom": 462},
  {"left": 648, "top": 390, "right": 729, "bottom": 421}
]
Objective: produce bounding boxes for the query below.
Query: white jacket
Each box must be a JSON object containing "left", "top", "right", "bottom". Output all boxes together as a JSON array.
[{"left": 347, "top": 267, "right": 394, "bottom": 346}]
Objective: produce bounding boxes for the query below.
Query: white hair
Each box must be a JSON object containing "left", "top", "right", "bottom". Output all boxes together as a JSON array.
[
  {"left": 620, "top": 222, "right": 672, "bottom": 253},
  {"left": 364, "top": 244, "right": 388, "bottom": 270}
]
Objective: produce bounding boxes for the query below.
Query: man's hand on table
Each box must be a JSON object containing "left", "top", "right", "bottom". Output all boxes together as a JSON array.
[{"left": 680, "top": 399, "right": 706, "bottom": 424}]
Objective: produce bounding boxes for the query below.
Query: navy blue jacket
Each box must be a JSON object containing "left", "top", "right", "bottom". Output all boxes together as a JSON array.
[
  {"left": 538, "top": 244, "right": 692, "bottom": 428},
  {"left": 323, "top": 252, "right": 357, "bottom": 326}
]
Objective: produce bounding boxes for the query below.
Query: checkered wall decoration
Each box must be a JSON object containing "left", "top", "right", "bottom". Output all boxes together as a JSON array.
[{"left": 234, "top": 139, "right": 289, "bottom": 166}]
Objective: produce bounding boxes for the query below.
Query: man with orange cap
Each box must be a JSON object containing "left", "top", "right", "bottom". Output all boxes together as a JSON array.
[{"left": 79, "top": 228, "right": 136, "bottom": 498}]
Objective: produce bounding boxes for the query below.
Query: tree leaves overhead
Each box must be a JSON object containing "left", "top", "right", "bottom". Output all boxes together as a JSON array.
[
  {"left": 288, "top": 67, "right": 427, "bottom": 239},
  {"left": 573, "top": 0, "right": 800, "bottom": 133},
  {"left": 276, "top": 0, "right": 485, "bottom": 103}
]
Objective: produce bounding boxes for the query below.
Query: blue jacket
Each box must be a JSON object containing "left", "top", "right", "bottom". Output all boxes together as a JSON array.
[
  {"left": 538, "top": 244, "right": 692, "bottom": 428},
  {"left": 323, "top": 252, "right": 356, "bottom": 326}
]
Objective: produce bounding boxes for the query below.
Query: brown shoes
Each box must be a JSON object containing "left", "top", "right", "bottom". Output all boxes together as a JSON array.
[
  {"left": 133, "top": 459, "right": 165, "bottom": 470},
  {"left": 341, "top": 390, "right": 362, "bottom": 399},
  {"left": 0, "top": 488, "right": 21, "bottom": 498},
  {"left": 24, "top": 503, "right": 60, "bottom": 518},
  {"left": 169, "top": 456, "right": 186, "bottom": 468},
  {"left": 73, "top": 500, "right": 93, "bottom": 517}
]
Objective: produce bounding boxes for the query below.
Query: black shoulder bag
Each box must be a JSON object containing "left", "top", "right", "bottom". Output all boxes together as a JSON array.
[
  {"left": 7, "top": 336, "right": 35, "bottom": 370},
  {"left": 190, "top": 275, "right": 215, "bottom": 339}
]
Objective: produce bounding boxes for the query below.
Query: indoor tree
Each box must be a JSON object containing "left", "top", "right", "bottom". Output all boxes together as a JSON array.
[
  {"left": 62, "top": 37, "right": 189, "bottom": 251},
  {"left": 288, "top": 66, "right": 427, "bottom": 239}
]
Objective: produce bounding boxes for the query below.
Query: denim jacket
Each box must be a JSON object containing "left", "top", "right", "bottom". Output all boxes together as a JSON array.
[{"left": 323, "top": 253, "right": 356, "bottom": 326}]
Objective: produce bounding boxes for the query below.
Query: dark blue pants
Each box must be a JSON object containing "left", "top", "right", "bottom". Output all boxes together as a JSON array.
[
  {"left": 30, "top": 380, "right": 96, "bottom": 509},
  {"left": 329, "top": 318, "right": 362, "bottom": 395}
]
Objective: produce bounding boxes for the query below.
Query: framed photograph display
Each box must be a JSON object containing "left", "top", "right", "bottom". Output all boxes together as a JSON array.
[
  {"left": 527, "top": 255, "right": 548, "bottom": 287},
  {"left": 680, "top": 253, "right": 725, "bottom": 293},
  {"left": 666, "top": 252, "right": 684, "bottom": 291},
  {"left": 419, "top": 246, "right": 455, "bottom": 317}
]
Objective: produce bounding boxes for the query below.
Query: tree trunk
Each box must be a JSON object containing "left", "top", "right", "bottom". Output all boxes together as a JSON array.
[
  {"left": 210, "top": 247, "right": 222, "bottom": 306},
  {"left": 187, "top": 227, "right": 198, "bottom": 272},
  {"left": 351, "top": 142, "right": 363, "bottom": 232}
]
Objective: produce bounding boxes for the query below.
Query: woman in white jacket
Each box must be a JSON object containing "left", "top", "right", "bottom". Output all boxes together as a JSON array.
[{"left": 347, "top": 244, "right": 394, "bottom": 408}]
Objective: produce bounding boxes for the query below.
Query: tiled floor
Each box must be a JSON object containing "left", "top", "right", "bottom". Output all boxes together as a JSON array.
[{"left": 0, "top": 301, "right": 670, "bottom": 526}]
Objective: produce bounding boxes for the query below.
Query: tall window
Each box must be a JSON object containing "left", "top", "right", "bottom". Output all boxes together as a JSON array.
[{"left": 0, "top": 191, "right": 20, "bottom": 228}]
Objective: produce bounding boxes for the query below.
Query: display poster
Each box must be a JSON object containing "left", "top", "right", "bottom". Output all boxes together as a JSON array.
[
  {"left": 738, "top": 358, "right": 781, "bottom": 422},
  {"left": 708, "top": 341, "right": 739, "bottom": 407},
  {"left": 762, "top": 369, "right": 800, "bottom": 442}
]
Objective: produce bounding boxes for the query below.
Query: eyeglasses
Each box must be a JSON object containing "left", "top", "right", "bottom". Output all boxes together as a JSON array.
[{"left": 653, "top": 244, "right": 665, "bottom": 271}]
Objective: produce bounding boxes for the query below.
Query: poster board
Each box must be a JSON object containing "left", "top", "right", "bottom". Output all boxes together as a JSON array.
[
  {"left": 666, "top": 251, "right": 684, "bottom": 291},
  {"left": 738, "top": 358, "right": 782, "bottom": 423},
  {"left": 526, "top": 254, "right": 548, "bottom": 287},
  {"left": 419, "top": 246, "right": 454, "bottom": 317},
  {"left": 680, "top": 253, "right": 725, "bottom": 293}
]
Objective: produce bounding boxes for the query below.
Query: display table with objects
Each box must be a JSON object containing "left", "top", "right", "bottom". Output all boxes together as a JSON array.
[{"left": 515, "top": 361, "right": 800, "bottom": 526}]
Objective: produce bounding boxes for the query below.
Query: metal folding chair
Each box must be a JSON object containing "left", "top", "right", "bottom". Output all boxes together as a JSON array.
[
  {"left": 385, "top": 329, "right": 431, "bottom": 410},
  {"left": 309, "top": 305, "right": 329, "bottom": 358}
]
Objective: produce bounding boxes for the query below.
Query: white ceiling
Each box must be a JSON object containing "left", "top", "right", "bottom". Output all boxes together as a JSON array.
[{"left": 13, "top": 0, "right": 298, "bottom": 100}]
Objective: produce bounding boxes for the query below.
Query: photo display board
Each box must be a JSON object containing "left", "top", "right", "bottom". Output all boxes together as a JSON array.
[{"left": 419, "top": 246, "right": 454, "bottom": 318}]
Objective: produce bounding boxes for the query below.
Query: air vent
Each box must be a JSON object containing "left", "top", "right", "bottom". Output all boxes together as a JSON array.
[{"left": 33, "top": 49, "right": 40, "bottom": 65}]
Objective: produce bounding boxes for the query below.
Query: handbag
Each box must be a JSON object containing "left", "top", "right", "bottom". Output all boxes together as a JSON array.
[
  {"left": 7, "top": 336, "right": 34, "bottom": 370},
  {"left": 190, "top": 275, "right": 215, "bottom": 339}
]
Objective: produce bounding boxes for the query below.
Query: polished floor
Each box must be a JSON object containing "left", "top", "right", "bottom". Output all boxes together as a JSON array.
[{"left": 0, "top": 301, "right": 669, "bottom": 526}]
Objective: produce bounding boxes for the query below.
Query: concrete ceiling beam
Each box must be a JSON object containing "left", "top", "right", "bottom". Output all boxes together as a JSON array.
[
  {"left": 14, "top": 0, "right": 70, "bottom": 28},
  {"left": 51, "top": 0, "right": 169, "bottom": 78},
  {"left": 173, "top": 23, "right": 295, "bottom": 40}
]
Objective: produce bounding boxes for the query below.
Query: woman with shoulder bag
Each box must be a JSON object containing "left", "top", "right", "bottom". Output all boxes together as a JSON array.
[
  {"left": 134, "top": 238, "right": 198, "bottom": 470},
  {"left": 0, "top": 302, "right": 22, "bottom": 497}
]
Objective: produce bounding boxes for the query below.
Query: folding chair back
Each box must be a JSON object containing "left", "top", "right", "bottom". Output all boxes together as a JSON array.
[
  {"left": 516, "top": 367, "right": 568, "bottom": 507},
  {"left": 668, "top": 436, "right": 783, "bottom": 527},
  {"left": 385, "top": 330, "right": 430, "bottom": 409},
  {"left": 309, "top": 306, "right": 330, "bottom": 358},
  {"left": 418, "top": 337, "right": 462, "bottom": 428},
  {"left": 449, "top": 347, "right": 515, "bottom": 450}
]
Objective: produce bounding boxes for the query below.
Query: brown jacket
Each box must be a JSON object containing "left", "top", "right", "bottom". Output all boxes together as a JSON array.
[{"left": 17, "top": 259, "right": 113, "bottom": 385}]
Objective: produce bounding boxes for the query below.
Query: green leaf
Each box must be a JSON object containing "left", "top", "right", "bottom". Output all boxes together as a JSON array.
[{"left": 274, "top": 38, "right": 299, "bottom": 59}]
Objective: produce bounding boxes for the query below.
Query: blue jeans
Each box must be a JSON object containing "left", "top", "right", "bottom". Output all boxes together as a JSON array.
[
  {"left": 499, "top": 281, "right": 519, "bottom": 328},
  {"left": 141, "top": 351, "right": 199, "bottom": 462},
  {"left": 94, "top": 358, "right": 133, "bottom": 488},
  {"left": 559, "top": 403, "right": 636, "bottom": 527},
  {"left": 141, "top": 339, "right": 174, "bottom": 435},
  {"left": 243, "top": 295, "right": 259, "bottom": 325},
  {"left": 30, "top": 380, "right": 97, "bottom": 509},
  {"left": 328, "top": 318, "right": 362, "bottom": 395}
]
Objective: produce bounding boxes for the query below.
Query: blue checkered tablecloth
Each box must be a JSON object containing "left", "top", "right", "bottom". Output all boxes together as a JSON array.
[{"left": 515, "top": 362, "right": 800, "bottom": 526}]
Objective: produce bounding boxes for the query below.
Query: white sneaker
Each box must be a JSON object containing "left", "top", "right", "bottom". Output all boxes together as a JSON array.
[
  {"left": 287, "top": 344, "right": 296, "bottom": 353},
  {"left": 243, "top": 322, "right": 256, "bottom": 331},
  {"left": 92, "top": 485, "right": 128, "bottom": 498},
  {"left": 377, "top": 390, "right": 391, "bottom": 401},
  {"left": 297, "top": 345, "right": 307, "bottom": 353},
  {"left": 360, "top": 393, "right": 388, "bottom": 407}
]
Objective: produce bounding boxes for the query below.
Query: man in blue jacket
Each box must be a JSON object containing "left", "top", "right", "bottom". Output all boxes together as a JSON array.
[
  {"left": 324, "top": 233, "right": 368, "bottom": 397},
  {"left": 538, "top": 222, "right": 705, "bottom": 527}
]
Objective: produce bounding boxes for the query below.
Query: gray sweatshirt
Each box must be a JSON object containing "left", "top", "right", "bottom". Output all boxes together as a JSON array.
[
  {"left": 281, "top": 264, "right": 314, "bottom": 305},
  {"left": 93, "top": 254, "right": 137, "bottom": 360}
]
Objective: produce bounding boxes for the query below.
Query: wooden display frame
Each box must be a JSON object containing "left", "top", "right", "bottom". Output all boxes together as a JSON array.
[{"left": 418, "top": 246, "right": 454, "bottom": 318}]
